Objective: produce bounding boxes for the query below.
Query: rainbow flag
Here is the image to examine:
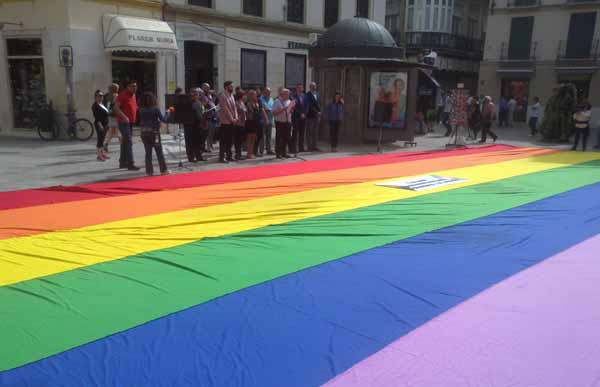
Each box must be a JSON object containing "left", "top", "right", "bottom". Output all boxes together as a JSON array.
[{"left": 1, "top": 145, "right": 600, "bottom": 386}]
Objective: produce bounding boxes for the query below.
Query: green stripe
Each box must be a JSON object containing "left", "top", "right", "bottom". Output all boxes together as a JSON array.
[{"left": 2, "top": 160, "right": 600, "bottom": 371}]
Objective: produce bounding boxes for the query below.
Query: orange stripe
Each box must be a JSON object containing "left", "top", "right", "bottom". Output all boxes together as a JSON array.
[{"left": 0, "top": 147, "right": 555, "bottom": 240}]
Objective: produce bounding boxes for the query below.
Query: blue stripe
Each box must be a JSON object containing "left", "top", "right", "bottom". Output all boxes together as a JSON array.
[{"left": 2, "top": 182, "right": 600, "bottom": 387}]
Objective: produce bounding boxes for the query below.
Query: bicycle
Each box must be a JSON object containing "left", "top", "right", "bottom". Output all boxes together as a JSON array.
[{"left": 37, "top": 101, "right": 94, "bottom": 141}]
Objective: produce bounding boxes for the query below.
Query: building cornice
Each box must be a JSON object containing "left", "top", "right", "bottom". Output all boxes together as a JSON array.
[{"left": 491, "top": 1, "right": 600, "bottom": 15}]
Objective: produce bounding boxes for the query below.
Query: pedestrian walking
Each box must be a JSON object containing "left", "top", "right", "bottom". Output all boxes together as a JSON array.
[
  {"left": 305, "top": 82, "right": 322, "bottom": 151},
  {"left": 272, "top": 88, "right": 295, "bottom": 159},
  {"left": 571, "top": 101, "right": 592, "bottom": 151},
  {"left": 498, "top": 97, "right": 508, "bottom": 127},
  {"left": 443, "top": 93, "right": 453, "bottom": 136},
  {"left": 91, "top": 90, "right": 109, "bottom": 161},
  {"left": 102, "top": 83, "right": 121, "bottom": 152},
  {"left": 138, "top": 92, "right": 168, "bottom": 176},
  {"left": 528, "top": 96, "right": 541, "bottom": 136},
  {"left": 114, "top": 81, "right": 140, "bottom": 170},
  {"left": 218, "top": 81, "right": 238, "bottom": 163},
  {"left": 259, "top": 87, "right": 275, "bottom": 156},
  {"left": 245, "top": 90, "right": 262, "bottom": 159},
  {"left": 469, "top": 101, "right": 482, "bottom": 140},
  {"left": 290, "top": 83, "right": 307, "bottom": 155},
  {"left": 479, "top": 96, "right": 498, "bottom": 143},
  {"left": 234, "top": 88, "right": 247, "bottom": 161},
  {"left": 326, "top": 92, "right": 344, "bottom": 152}
]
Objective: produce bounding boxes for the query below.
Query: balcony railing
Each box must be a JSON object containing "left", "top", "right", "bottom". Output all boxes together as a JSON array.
[
  {"left": 566, "top": 0, "right": 600, "bottom": 4},
  {"left": 507, "top": 0, "right": 541, "bottom": 6},
  {"left": 500, "top": 41, "right": 538, "bottom": 61},
  {"left": 401, "top": 32, "right": 484, "bottom": 59},
  {"left": 557, "top": 39, "right": 600, "bottom": 61}
]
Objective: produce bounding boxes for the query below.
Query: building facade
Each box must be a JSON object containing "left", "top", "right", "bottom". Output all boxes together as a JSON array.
[
  {"left": 385, "top": 0, "right": 489, "bottom": 92},
  {"left": 479, "top": 0, "right": 600, "bottom": 122},
  {"left": 0, "top": 0, "right": 385, "bottom": 133}
]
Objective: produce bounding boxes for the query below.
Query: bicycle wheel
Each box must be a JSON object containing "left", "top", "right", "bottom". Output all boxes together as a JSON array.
[
  {"left": 73, "top": 118, "right": 94, "bottom": 141},
  {"left": 37, "top": 122, "right": 59, "bottom": 141}
]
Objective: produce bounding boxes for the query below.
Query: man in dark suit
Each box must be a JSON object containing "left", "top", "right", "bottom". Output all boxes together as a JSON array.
[
  {"left": 290, "top": 83, "right": 307, "bottom": 154},
  {"left": 305, "top": 82, "right": 322, "bottom": 151}
]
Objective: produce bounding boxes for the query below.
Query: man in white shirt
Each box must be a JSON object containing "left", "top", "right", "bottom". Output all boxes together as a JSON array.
[
  {"left": 272, "top": 88, "right": 295, "bottom": 159},
  {"left": 528, "top": 96, "right": 541, "bottom": 136},
  {"left": 507, "top": 97, "right": 517, "bottom": 127}
]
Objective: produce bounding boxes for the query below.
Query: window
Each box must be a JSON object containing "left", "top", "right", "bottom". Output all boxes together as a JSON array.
[
  {"left": 287, "top": 0, "right": 305, "bottom": 24},
  {"left": 285, "top": 54, "right": 306, "bottom": 89},
  {"left": 356, "top": 0, "right": 370, "bottom": 17},
  {"left": 243, "top": 0, "right": 263, "bottom": 17},
  {"left": 452, "top": 16, "right": 461, "bottom": 34},
  {"left": 565, "top": 12, "right": 597, "bottom": 58},
  {"left": 241, "top": 49, "right": 266, "bottom": 89},
  {"left": 324, "top": 0, "right": 340, "bottom": 28},
  {"left": 386, "top": 14, "right": 399, "bottom": 34},
  {"left": 188, "top": 0, "right": 212, "bottom": 7},
  {"left": 508, "top": 16, "right": 534, "bottom": 59},
  {"left": 6, "top": 38, "right": 47, "bottom": 129},
  {"left": 425, "top": 0, "right": 432, "bottom": 30}
]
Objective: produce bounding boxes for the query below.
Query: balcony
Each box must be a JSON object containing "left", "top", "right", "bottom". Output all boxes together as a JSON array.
[
  {"left": 400, "top": 32, "right": 484, "bottom": 60},
  {"left": 499, "top": 41, "right": 538, "bottom": 62},
  {"left": 556, "top": 39, "right": 599, "bottom": 64},
  {"left": 507, "top": 0, "right": 541, "bottom": 6}
]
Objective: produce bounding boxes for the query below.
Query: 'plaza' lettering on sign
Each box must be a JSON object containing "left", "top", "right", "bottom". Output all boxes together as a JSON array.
[{"left": 128, "top": 35, "right": 174, "bottom": 44}]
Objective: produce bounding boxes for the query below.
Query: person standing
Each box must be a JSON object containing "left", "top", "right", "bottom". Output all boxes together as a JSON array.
[
  {"left": 92, "top": 90, "right": 109, "bottom": 161},
  {"left": 245, "top": 90, "right": 262, "bottom": 159},
  {"left": 442, "top": 92, "right": 453, "bottom": 136},
  {"left": 102, "top": 83, "right": 121, "bottom": 152},
  {"left": 479, "top": 96, "right": 498, "bottom": 143},
  {"left": 290, "top": 84, "right": 307, "bottom": 155},
  {"left": 218, "top": 81, "right": 238, "bottom": 163},
  {"left": 326, "top": 92, "right": 344, "bottom": 152},
  {"left": 507, "top": 96, "right": 517, "bottom": 127},
  {"left": 437, "top": 91, "right": 446, "bottom": 125},
  {"left": 305, "top": 82, "right": 322, "bottom": 151},
  {"left": 528, "top": 96, "right": 541, "bottom": 136},
  {"left": 272, "top": 88, "right": 295, "bottom": 159},
  {"left": 201, "top": 83, "right": 218, "bottom": 152},
  {"left": 114, "top": 81, "right": 140, "bottom": 170},
  {"left": 572, "top": 102, "right": 592, "bottom": 151},
  {"left": 469, "top": 101, "right": 482, "bottom": 140},
  {"left": 259, "top": 87, "right": 275, "bottom": 155},
  {"left": 234, "top": 88, "right": 247, "bottom": 161},
  {"left": 191, "top": 89, "right": 206, "bottom": 162},
  {"left": 138, "top": 92, "right": 168, "bottom": 176}
]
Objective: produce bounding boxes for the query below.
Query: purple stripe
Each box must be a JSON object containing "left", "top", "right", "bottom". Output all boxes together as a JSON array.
[{"left": 324, "top": 233, "right": 600, "bottom": 387}]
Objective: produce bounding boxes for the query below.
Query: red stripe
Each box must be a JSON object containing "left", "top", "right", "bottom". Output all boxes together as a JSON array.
[{"left": 0, "top": 145, "right": 516, "bottom": 210}]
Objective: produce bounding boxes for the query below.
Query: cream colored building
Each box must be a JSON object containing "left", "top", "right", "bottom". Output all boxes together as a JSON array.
[
  {"left": 479, "top": 0, "right": 600, "bottom": 122},
  {"left": 0, "top": 0, "right": 385, "bottom": 133}
]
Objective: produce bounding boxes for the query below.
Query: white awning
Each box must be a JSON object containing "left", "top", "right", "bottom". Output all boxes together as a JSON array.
[{"left": 102, "top": 14, "right": 178, "bottom": 53}]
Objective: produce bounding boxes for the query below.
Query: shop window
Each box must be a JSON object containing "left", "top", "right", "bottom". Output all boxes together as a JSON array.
[
  {"left": 287, "top": 0, "right": 305, "bottom": 24},
  {"left": 6, "top": 38, "right": 46, "bottom": 128},
  {"left": 241, "top": 49, "right": 266, "bottom": 90},
  {"left": 111, "top": 51, "right": 157, "bottom": 98},
  {"left": 501, "top": 79, "right": 530, "bottom": 122},
  {"left": 285, "top": 53, "right": 306, "bottom": 90},
  {"left": 324, "top": 0, "right": 340, "bottom": 28},
  {"left": 243, "top": 0, "right": 263, "bottom": 17},
  {"left": 356, "top": 0, "right": 370, "bottom": 18},
  {"left": 188, "top": 0, "right": 212, "bottom": 7}
]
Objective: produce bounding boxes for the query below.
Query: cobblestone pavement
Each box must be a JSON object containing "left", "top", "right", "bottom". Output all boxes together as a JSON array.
[{"left": 1, "top": 123, "right": 597, "bottom": 191}]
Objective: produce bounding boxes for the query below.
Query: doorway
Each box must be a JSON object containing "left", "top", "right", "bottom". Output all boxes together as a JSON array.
[
  {"left": 501, "top": 79, "right": 530, "bottom": 122},
  {"left": 111, "top": 51, "right": 157, "bottom": 97},
  {"left": 184, "top": 41, "right": 214, "bottom": 91}
]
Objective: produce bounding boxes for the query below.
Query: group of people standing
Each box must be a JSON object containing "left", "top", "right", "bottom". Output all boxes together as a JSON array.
[{"left": 91, "top": 79, "right": 345, "bottom": 176}]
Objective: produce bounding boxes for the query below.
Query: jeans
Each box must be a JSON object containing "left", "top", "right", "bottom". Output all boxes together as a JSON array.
[
  {"left": 442, "top": 112, "right": 452, "bottom": 135},
  {"left": 329, "top": 120, "right": 340, "bottom": 149},
  {"left": 529, "top": 117, "right": 538, "bottom": 135},
  {"left": 207, "top": 120, "right": 217, "bottom": 150},
  {"left": 261, "top": 123, "right": 273, "bottom": 154},
  {"left": 118, "top": 122, "right": 134, "bottom": 167},
  {"left": 306, "top": 116, "right": 320, "bottom": 150},
  {"left": 141, "top": 131, "right": 167, "bottom": 175},
  {"left": 572, "top": 126, "right": 590, "bottom": 151}
]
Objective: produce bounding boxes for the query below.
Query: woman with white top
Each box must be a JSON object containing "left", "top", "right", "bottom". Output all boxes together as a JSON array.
[{"left": 572, "top": 102, "right": 592, "bottom": 151}]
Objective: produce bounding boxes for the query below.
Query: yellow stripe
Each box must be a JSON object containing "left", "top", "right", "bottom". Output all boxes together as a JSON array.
[{"left": 1, "top": 151, "right": 598, "bottom": 287}]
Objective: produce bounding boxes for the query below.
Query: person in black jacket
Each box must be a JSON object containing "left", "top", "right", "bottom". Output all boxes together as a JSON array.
[
  {"left": 91, "top": 90, "right": 109, "bottom": 161},
  {"left": 305, "top": 82, "right": 322, "bottom": 151}
]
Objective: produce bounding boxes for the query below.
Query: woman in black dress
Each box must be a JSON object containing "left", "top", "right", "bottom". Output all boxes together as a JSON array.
[
  {"left": 91, "top": 90, "right": 109, "bottom": 161},
  {"left": 245, "top": 90, "right": 262, "bottom": 159}
]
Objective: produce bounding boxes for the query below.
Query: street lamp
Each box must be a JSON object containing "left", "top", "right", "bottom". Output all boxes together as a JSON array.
[{"left": 0, "top": 22, "right": 24, "bottom": 31}]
